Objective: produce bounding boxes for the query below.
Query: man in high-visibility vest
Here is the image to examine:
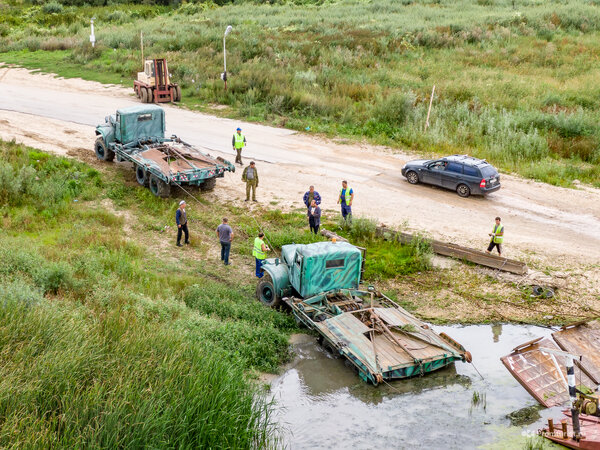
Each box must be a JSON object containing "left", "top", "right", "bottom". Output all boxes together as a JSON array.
[
  {"left": 337, "top": 180, "right": 354, "bottom": 222},
  {"left": 232, "top": 127, "right": 246, "bottom": 166},
  {"left": 486, "top": 216, "right": 504, "bottom": 256},
  {"left": 253, "top": 232, "right": 270, "bottom": 278}
]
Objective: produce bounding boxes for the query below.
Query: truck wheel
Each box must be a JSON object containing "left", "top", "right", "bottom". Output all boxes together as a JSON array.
[
  {"left": 135, "top": 165, "right": 149, "bottom": 187},
  {"left": 175, "top": 85, "right": 182, "bottom": 102},
  {"left": 256, "top": 274, "right": 280, "bottom": 308},
  {"left": 200, "top": 178, "right": 216, "bottom": 192},
  {"left": 149, "top": 174, "right": 171, "bottom": 198},
  {"left": 456, "top": 184, "right": 471, "bottom": 198},
  {"left": 406, "top": 170, "right": 419, "bottom": 185},
  {"left": 94, "top": 137, "right": 115, "bottom": 162},
  {"left": 148, "top": 88, "right": 155, "bottom": 103}
]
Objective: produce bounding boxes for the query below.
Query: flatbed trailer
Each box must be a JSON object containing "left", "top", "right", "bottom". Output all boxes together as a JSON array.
[{"left": 284, "top": 288, "right": 471, "bottom": 385}]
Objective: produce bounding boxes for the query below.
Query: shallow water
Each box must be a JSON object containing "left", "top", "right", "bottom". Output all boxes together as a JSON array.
[{"left": 270, "top": 324, "right": 565, "bottom": 449}]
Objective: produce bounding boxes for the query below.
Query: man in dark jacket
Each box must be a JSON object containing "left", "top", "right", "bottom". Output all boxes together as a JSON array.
[
  {"left": 242, "top": 161, "right": 259, "bottom": 202},
  {"left": 303, "top": 185, "right": 321, "bottom": 211},
  {"left": 307, "top": 199, "right": 321, "bottom": 234},
  {"left": 175, "top": 200, "right": 189, "bottom": 247}
]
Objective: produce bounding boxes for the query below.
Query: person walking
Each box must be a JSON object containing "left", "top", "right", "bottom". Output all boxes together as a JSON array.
[
  {"left": 175, "top": 200, "right": 189, "bottom": 247},
  {"left": 307, "top": 199, "right": 321, "bottom": 234},
  {"left": 216, "top": 217, "right": 234, "bottom": 265},
  {"left": 242, "top": 161, "right": 259, "bottom": 202},
  {"left": 486, "top": 216, "right": 504, "bottom": 256},
  {"left": 303, "top": 185, "right": 321, "bottom": 211},
  {"left": 253, "top": 232, "right": 270, "bottom": 278},
  {"left": 337, "top": 180, "right": 354, "bottom": 222},
  {"left": 232, "top": 127, "right": 246, "bottom": 166}
]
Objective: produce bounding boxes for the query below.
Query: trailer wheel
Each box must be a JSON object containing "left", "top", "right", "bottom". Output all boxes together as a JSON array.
[
  {"left": 256, "top": 274, "right": 280, "bottom": 308},
  {"left": 135, "top": 165, "right": 149, "bottom": 187},
  {"left": 149, "top": 174, "right": 171, "bottom": 198},
  {"left": 200, "top": 178, "right": 217, "bottom": 192},
  {"left": 94, "top": 137, "right": 115, "bottom": 162}
]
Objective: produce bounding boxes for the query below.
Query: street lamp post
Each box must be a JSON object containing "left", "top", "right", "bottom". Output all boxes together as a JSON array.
[
  {"left": 90, "top": 17, "right": 96, "bottom": 48},
  {"left": 221, "top": 25, "right": 233, "bottom": 90}
]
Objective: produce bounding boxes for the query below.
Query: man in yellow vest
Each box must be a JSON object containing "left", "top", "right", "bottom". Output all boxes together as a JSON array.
[
  {"left": 232, "top": 127, "right": 246, "bottom": 166},
  {"left": 337, "top": 180, "right": 354, "bottom": 222},
  {"left": 253, "top": 232, "right": 270, "bottom": 278},
  {"left": 486, "top": 216, "right": 504, "bottom": 256}
]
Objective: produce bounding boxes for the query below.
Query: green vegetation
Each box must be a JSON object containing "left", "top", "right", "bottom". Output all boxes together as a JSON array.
[
  {"left": 2, "top": 0, "right": 600, "bottom": 186},
  {"left": 0, "top": 138, "right": 433, "bottom": 445},
  {"left": 0, "top": 139, "right": 294, "bottom": 447}
]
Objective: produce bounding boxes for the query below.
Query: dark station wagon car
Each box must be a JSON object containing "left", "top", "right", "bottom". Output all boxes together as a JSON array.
[{"left": 401, "top": 155, "right": 501, "bottom": 197}]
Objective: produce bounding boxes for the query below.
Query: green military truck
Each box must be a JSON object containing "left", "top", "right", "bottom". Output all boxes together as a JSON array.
[
  {"left": 257, "top": 241, "right": 471, "bottom": 385},
  {"left": 94, "top": 105, "right": 235, "bottom": 197}
]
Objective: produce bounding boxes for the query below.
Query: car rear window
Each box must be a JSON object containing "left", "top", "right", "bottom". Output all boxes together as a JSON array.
[
  {"left": 463, "top": 165, "right": 480, "bottom": 177},
  {"left": 480, "top": 165, "right": 498, "bottom": 178},
  {"left": 446, "top": 162, "right": 463, "bottom": 173}
]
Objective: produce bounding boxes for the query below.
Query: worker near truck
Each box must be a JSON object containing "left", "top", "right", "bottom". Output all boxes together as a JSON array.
[
  {"left": 253, "top": 232, "right": 270, "bottom": 278},
  {"left": 232, "top": 127, "right": 246, "bottom": 166},
  {"left": 486, "top": 216, "right": 504, "bottom": 256},
  {"left": 307, "top": 199, "right": 321, "bottom": 235},
  {"left": 337, "top": 180, "right": 354, "bottom": 222},
  {"left": 175, "top": 200, "right": 189, "bottom": 247},
  {"left": 216, "top": 217, "right": 234, "bottom": 266},
  {"left": 242, "top": 161, "right": 259, "bottom": 202},
  {"left": 303, "top": 185, "right": 321, "bottom": 211}
]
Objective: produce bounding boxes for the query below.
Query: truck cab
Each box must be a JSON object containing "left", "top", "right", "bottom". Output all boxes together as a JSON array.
[
  {"left": 257, "top": 241, "right": 363, "bottom": 307},
  {"left": 96, "top": 105, "right": 165, "bottom": 146}
]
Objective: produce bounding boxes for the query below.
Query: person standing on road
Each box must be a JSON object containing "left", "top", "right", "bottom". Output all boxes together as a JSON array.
[
  {"left": 242, "top": 161, "right": 259, "bottom": 202},
  {"left": 486, "top": 216, "right": 504, "bottom": 256},
  {"left": 253, "top": 232, "right": 270, "bottom": 278},
  {"left": 216, "top": 217, "right": 234, "bottom": 265},
  {"left": 232, "top": 127, "right": 246, "bottom": 166},
  {"left": 307, "top": 199, "right": 321, "bottom": 235},
  {"left": 303, "top": 185, "right": 321, "bottom": 211},
  {"left": 175, "top": 200, "right": 189, "bottom": 247},
  {"left": 337, "top": 180, "right": 354, "bottom": 222}
]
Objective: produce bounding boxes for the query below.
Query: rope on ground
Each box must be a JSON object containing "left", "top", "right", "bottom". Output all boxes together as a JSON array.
[{"left": 170, "top": 178, "right": 281, "bottom": 258}]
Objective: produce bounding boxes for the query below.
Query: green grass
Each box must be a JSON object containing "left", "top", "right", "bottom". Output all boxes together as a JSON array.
[
  {"left": 2, "top": 0, "right": 600, "bottom": 186},
  {"left": 0, "top": 139, "right": 294, "bottom": 447}
]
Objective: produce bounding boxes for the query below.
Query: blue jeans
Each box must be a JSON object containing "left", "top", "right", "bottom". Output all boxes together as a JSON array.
[
  {"left": 220, "top": 242, "right": 231, "bottom": 264},
  {"left": 255, "top": 258, "right": 264, "bottom": 278},
  {"left": 341, "top": 204, "right": 352, "bottom": 220}
]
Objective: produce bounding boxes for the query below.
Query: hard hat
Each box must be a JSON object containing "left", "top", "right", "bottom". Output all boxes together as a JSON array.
[{"left": 236, "top": 127, "right": 242, "bottom": 131}]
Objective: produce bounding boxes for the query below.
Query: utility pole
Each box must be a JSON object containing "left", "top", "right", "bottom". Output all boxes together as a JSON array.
[
  {"left": 90, "top": 17, "right": 96, "bottom": 48},
  {"left": 424, "top": 85, "right": 435, "bottom": 132},
  {"left": 221, "top": 25, "right": 232, "bottom": 91}
]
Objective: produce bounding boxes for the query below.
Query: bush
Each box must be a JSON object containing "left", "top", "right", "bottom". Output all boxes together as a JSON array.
[
  {"left": 41, "top": 2, "right": 64, "bottom": 14},
  {"left": 373, "top": 92, "right": 415, "bottom": 127}
]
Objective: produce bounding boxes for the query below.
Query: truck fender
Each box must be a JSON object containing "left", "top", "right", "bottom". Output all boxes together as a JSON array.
[{"left": 262, "top": 261, "right": 291, "bottom": 298}]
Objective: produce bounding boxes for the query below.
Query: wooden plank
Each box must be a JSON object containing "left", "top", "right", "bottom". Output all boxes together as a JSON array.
[
  {"left": 376, "top": 226, "right": 528, "bottom": 275},
  {"left": 553, "top": 321, "right": 600, "bottom": 385}
]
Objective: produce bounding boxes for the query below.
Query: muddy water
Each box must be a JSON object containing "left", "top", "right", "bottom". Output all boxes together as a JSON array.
[{"left": 270, "top": 325, "right": 564, "bottom": 449}]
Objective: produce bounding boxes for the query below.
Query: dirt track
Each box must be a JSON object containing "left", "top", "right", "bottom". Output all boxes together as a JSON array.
[{"left": 1, "top": 66, "right": 599, "bottom": 272}]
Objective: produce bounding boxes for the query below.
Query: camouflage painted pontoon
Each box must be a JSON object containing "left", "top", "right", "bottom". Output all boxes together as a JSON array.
[{"left": 256, "top": 241, "right": 471, "bottom": 385}]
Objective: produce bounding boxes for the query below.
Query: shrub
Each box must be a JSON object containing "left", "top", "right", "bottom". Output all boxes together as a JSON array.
[
  {"left": 373, "top": 92, "right": 415, "bottom": 127},
  {"left": 41, "top": 2, "right": 64, "bottom": 14}
]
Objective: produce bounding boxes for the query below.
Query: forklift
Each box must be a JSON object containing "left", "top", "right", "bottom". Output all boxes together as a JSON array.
[{"left": 134, "top": 58, "right": 181, "bottom": 104}]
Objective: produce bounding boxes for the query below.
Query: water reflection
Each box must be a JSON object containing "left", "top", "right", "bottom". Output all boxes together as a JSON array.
[{"left": 270, "top": 324, "right": 553, "bottom": 449}]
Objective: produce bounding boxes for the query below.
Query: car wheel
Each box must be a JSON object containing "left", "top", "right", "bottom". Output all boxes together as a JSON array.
[
  {"left": 456, "top": 184, "right": 471, "bottom": 198},
  {"left": 406, "top": 171, "right": 419, "bottom": 185}
]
